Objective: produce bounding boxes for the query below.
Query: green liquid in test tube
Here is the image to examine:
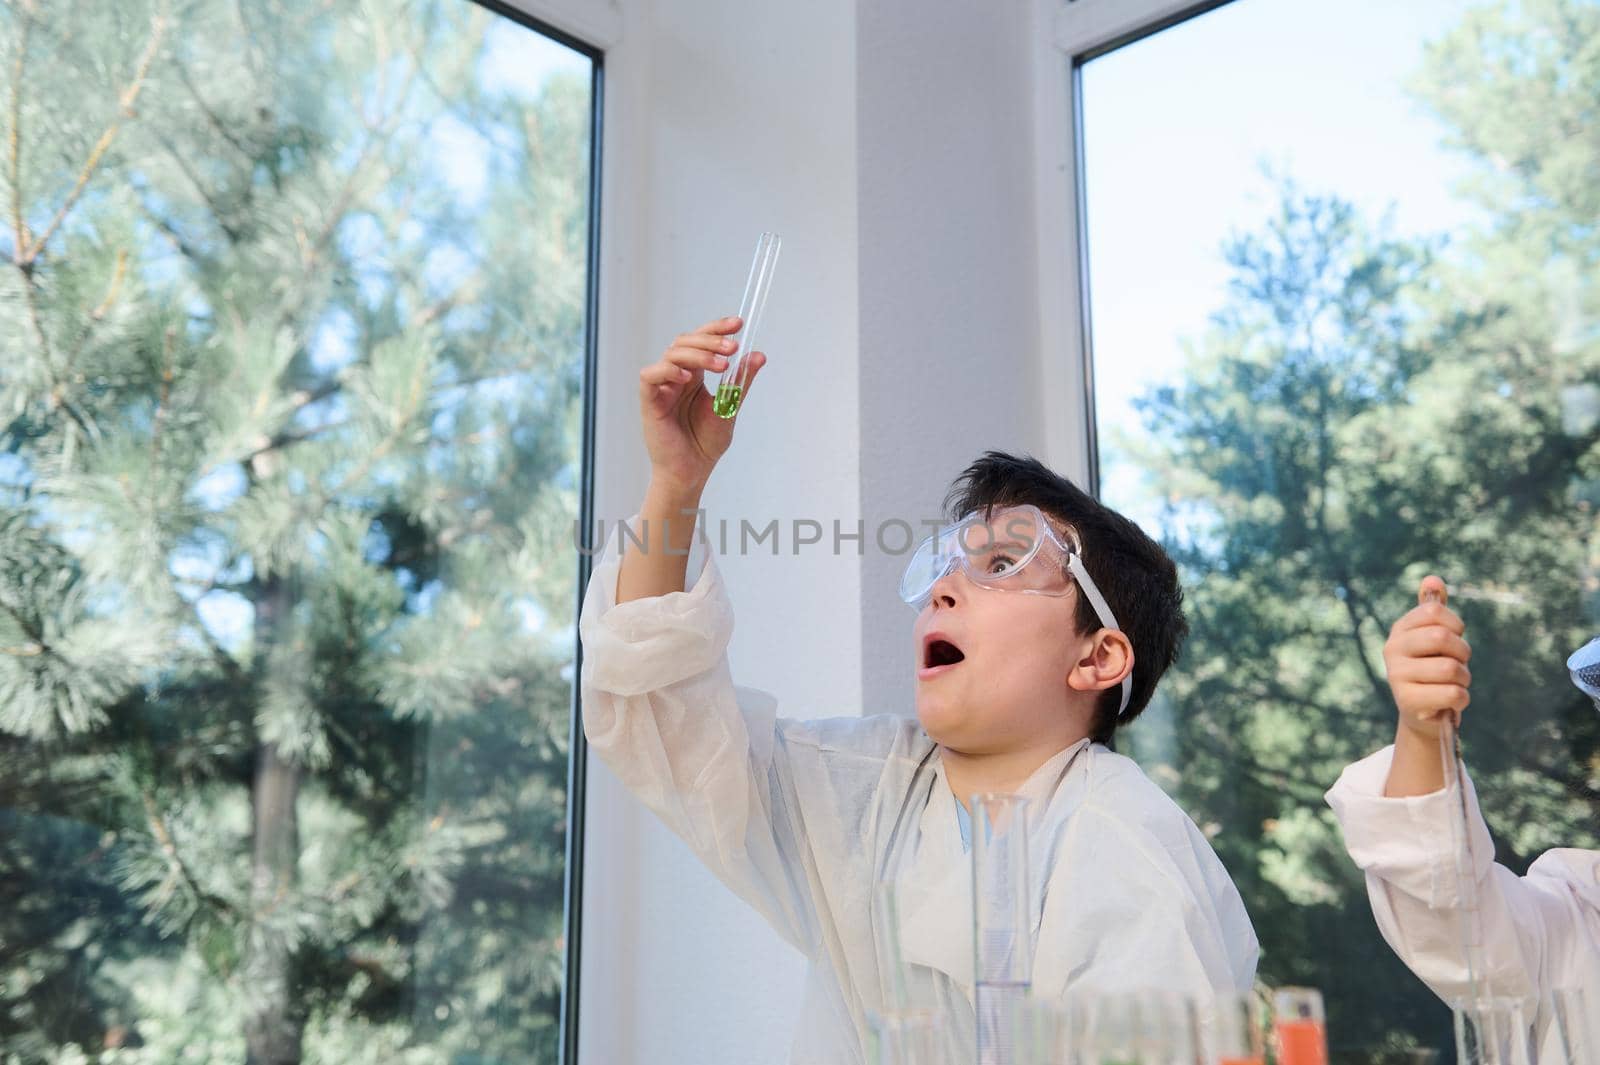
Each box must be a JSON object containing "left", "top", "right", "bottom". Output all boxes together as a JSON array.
[
  {"left": 715, "top": 231, "right": 781, "bottom": 419},
  {"left": 712, "top": 382, "right": 743, "bottom": 418}
]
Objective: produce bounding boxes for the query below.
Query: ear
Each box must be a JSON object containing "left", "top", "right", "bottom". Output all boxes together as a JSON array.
[{"left": 1066, "top": 629, "right": 1134, "bottom": 697}]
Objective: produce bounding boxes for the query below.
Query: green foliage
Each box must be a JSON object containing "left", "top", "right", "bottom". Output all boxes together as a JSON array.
[
  {"left": 1117, "top": 1, "right": 1600, "bottom": 1058},
  {"left": 0, "top": 0, "right": 590, "bottom": 1060}
]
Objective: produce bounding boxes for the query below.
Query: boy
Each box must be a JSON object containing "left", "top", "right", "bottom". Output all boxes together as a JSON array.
[
  {"left": 1325, "top": 577, "right": 1600, "bottom": 1046},
  {"left": 579, "top": 317, "right": 1259, "bottom": 1062}
]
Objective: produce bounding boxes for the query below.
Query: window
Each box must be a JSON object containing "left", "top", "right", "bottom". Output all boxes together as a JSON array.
[
  {"left": 1077, "top": 0, "right": 1599, "bottom": 1057},
  {"left": 0, "top": 1, "right": 598, "bottom": 1061}
]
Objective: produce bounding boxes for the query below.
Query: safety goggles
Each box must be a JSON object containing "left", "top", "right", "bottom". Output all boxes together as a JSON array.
[{"left": 899, "top": 502, "right": 1132, "bottom": 717}]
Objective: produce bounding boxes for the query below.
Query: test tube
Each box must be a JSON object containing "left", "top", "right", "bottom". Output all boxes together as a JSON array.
[
  {"left": 873, "top": 879, "right": 912, "bottom": 1013},
  {"left": 869, "top": 1008, "right": 949, "bottom": 1065},
  {"left": 1007, "top": 997, "right": 1069, "bottom": 1065},
  {"left": 1423, "top": 583, "right": 1490, "bottom": 1010},
  {"left": 713, "top": 231, "right": 781, "bottom": 419},
  {"left": 1208, "top": 991, "right": 1266, "bottom": 1065},
  {"left": 1453, "top": 996, "right": 1537, "bottom": 1065},
  {"left": 1074, "top": 990, "right": 1148, "bottom": 1065},
  {"left": 1145, "top": 989, "right": 1202, "bottom": 1065},
  {"left": 973, "top": 792, "right": 1031, "bottom": 1065},
  {"left": 1547, "top": 986, "right": 1593, "bottom": 1064}
]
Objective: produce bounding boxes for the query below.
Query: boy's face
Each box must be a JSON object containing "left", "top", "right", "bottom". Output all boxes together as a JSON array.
[{"left": 912, "top": 561, "right": 1099, "bottom": 754}]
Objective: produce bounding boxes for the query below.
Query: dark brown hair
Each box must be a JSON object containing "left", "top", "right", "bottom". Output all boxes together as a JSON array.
[{"left": 942, "top": 450, "right": 1189, "bottom": 744}]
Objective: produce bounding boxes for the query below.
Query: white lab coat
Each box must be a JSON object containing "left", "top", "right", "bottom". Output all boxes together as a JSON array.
[
  {"left": 578, "top": 513, "right": 1260, "bottom": 1064},
  {"left": 1325, "top": 746, "right": 1600, "bottom": 1057}
]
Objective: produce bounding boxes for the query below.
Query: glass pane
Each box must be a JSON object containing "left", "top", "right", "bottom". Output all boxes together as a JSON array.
[
  {"left": 0, "top": 1, "right": 594, "bottom": 1061},
  {"left": 1081, "top": 0, "right": 1598, "bottom": 1059}
]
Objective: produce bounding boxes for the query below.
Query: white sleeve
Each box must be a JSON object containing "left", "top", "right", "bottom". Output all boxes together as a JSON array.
[
  {"left": 1324, "top": 745, "right": 1586, "bottom": 1003},
  {"left": 577, "top": 512, "right": 821, "bottom": 956}
]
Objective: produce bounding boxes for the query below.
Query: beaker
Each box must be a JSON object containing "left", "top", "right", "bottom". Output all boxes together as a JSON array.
[
  {"left": 973, "top": 792, "right": 1032, "bottom": 1065},
  {"left": 1452, "top": 995, "right": 1537, "bottom": 1065}
]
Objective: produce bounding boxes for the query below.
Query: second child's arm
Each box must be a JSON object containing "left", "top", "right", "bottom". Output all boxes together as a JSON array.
[{"left": 1329, "top": 574, "right": 1587, "bottom": 1005}]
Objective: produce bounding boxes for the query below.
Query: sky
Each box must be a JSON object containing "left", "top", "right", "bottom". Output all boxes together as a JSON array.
[
  {"left": 1079, "top": 0, "right": 1491, "bottom": 532},
  {"left": 430, "top": 17, "right": 591, "bottom": 206}
]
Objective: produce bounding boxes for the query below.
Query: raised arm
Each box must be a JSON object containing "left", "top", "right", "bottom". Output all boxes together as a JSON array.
[
  {"left": 578, "top": 318, "right": 834, "bottom": 952},
  {"left": 617, "top": 315, "right": 766, "bottom": 603},
  {"left": 615, "top": 477, "right": 707, "bottom": 603},
  {"left": 1326, "top": 575, "right": 1590, "bottom": 1003},
  {"left": 1327, "top": 748, "right": 1592, "bottom": 1004},
  {"left": 580, "top": 511, "right": 826, "bottom": 957}
]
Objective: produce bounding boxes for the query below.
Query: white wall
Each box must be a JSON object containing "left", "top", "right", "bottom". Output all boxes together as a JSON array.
[
  {"left": 576, "top": 0, "right": 858, "bottom": 1062},
  {"left": 857, "top": 0, "right": 1051, "bottom": 722},
  {"left": 516, "top": 0, "right": 1094, "bottom": 1061}
]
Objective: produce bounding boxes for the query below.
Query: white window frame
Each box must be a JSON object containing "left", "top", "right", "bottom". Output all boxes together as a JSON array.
[{"left": 499, "top": 0, "right": 621, "bottom": 49}]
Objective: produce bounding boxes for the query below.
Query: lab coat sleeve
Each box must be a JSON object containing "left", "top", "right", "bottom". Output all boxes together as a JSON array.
[
  {"left": 577, "top": 512, "right": 821, "bottom": 957},
  {"left": 1325, "top": 744, "right": 1586, "bottom": 1003}
]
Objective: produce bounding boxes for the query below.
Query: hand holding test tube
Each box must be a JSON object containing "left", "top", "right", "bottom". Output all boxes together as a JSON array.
[{"left": 634, "top": 232, "right": 779, "bottom": 492}]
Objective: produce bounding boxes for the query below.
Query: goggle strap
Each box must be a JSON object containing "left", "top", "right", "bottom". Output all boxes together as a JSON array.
[{"left": 1065, "top": 552, "right": 1133, "bottom": 719}]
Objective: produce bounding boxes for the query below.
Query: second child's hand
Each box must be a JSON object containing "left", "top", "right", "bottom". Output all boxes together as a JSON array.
[
  {"left": 1382, "top": 575, "right": 1471, "bottom": 798},
  {"left": 1382, "top": 576, "right": 1488, "bottom": 1002}
]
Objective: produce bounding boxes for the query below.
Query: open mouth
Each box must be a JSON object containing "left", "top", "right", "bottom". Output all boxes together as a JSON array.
[{"left": 922, "top": 638, "right": 966, "bottom": 670}]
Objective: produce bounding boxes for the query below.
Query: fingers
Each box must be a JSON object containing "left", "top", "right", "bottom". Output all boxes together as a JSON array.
[
  {"left": 1393, "top": 599, "right": 1464, "bottom": 637},
  {"left": 639, "top": 324, "right": 762, "bottom": 409},
  {"left": 1418, "top": 574, "right": 1448, "bottom": 607},
  {"left": 1402, "top": 683, "right": 1470, "bottom": 720},
  {"left": 681, "top": 313, "right": 742, "bottom": 342},
  {"left": 1388, "top": 626, "right": 1472, "bottom": 663},
  {"left": 663, "top": 329, "right": 738, "bottom": 378},
  {"left": 1395, "top": 575, "right": 1462, "bottom": 634},
  {"left": 1385, "top": 570, "right": 1473, "bottom": 728},
  {"left": 1390, "top": 666, "right": 1472, "bottom": 723},
  {"left": 724, "top": 352, "right": 767, "bottom": 411},
  {"left": 638, "top": 360, "right": 705, "bottom": 416},
  {"left": 739, "top": 351, "right": 766, "bottom": 392},
  {"left": 663, "top": 347, "right": 731, "bottom": 378},
  {"left": 640, "top": 341, "right": 733, "bottom": 403},
  {"left": 1385, "top": 636, "right": 1472, "bottom": 690},
  {"left": 693, "top": 315, "right": 743, "bottom": 335},
  {"left": 639, "top": 360, "right": 691, "bottom": 389},
  {"left": 1392, "top": 654, "right": 1472, "bottom": 687},
  {"left": 633, "top": 361, "right": 691, "bottom": 409},
  {"left": 671, "top": 332, "right": 739, "bottom": 356}
]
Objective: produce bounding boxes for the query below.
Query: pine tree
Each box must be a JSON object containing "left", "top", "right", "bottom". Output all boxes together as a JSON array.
[{"left": 1, "top": 0, "right": 591, "bottom": 1060}]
